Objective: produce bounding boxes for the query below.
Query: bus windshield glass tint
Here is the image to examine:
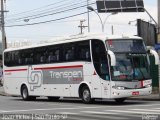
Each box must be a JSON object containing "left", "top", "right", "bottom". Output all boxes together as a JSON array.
[{"left": 106, "top": 39, "right": 146, "bottom": 53}]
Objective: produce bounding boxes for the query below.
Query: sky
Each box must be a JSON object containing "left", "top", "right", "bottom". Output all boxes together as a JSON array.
[{"left": 2, "top": 0, "right": 158, "bottom": 44}]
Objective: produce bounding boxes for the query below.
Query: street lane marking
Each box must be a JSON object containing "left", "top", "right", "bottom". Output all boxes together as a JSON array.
[
  {"left": 113, "top": 104, "right": 160, "bottom": 108},
  {"left": 69, "top": 117, "right": 96, "bottom": 120},
  {"left": 81, "top": 111, "right": 118, "bottom": 115},
  {"left": 0, "top": 106, "right": 107, "bottom": 113},
  {"left": 21, "top": 102, "right": 159, "bottom": 109},
  {"left": 58, "top": 112, "right": 79, "bottom": 115},
  {"left": 80, "top": 111, "right": 129, "bottom": 120},
  {"left": 105, "top": 110, "right": 160, "bottom": 115},
  {"left": 81, "top": 110, "right": 141, "bottom": 118},
  {"left": 131, "top": 109, "right": 160, "bottom": 112},
  {"left": 68, "top": 116, "right": 97, "bottom": 120}
]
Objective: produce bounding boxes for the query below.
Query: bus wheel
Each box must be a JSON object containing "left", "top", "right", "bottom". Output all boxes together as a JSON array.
[
  {"left": 81, "top": 86, "right": 93, "bottom": 104},
  {"left": 48, "top": 97, "right": 60, "bottom": 101},
  {"left": 21, "top": 85, "right": 31, "bottom": 101},
  {"left": 115, "top": 98, "right": 126, "bottom": 103}
]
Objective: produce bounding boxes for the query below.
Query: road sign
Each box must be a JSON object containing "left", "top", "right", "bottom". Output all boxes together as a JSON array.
[
  {"left": 96, "top": 0, "right": 144, "bottom": 13},
  {"left": 137, "top": 19, "right": 157, "bottom": 46}
]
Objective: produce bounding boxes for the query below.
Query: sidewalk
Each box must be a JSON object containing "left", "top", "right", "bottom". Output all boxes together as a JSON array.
[{"left": 0, "top": 86, "right": 160, "bottom": 100}]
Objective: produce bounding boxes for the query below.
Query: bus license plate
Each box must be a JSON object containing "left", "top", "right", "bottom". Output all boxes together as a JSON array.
[{"left": 132, "top": 91, "right": 139, "bottom": 96}]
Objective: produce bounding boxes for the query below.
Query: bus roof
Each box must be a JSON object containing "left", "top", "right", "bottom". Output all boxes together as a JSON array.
[{"left": 4, "top": 33, "right": 142, "bottom": 52}]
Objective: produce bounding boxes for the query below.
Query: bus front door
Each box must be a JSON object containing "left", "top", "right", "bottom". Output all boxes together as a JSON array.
[
  {"left": 92, "top": 73, "right": 111, "bottom": 98},
  {"left": 92, "top": 72, "right": 102, "bottom": 98},
  {"left": 91, "top": 39, "right": 111, "bottom": 99},
  {"left": 100, "top": 78, "right": 111, "bottom": 98}
]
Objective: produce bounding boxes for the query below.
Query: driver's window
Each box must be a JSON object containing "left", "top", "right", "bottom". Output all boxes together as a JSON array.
[{"left": 92, "top": 40, "right": 110, "bottom": 80}]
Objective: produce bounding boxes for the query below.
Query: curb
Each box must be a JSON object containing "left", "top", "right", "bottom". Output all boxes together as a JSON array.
[
  {"left": 128, "top": 98, "right": 160, "bottom": 101},
  {"left": 128, "top": 95, "right": 160, "bottom": 101}
]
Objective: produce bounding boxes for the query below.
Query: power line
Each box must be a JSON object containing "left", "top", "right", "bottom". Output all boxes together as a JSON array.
[
  {"left": 6, "top": 0, "right": 79, "bottom": 20},
  {"left": 6, "top": 0, "right": 91, "bottom": 23},
  {"left": 6, "top": 11, "right": 90, "bottom": 27},
  {"left": 6, "top": 0, "right": 90, "bottom": 22},
  {"left": 6, "top": 2, "right": 96, "bottom": 27},
  {"left": 6, "top": 0, "right": 73, "bottom": 18},
  {"left": 23, "top": 3, "right": 95, "bottom": 21}
]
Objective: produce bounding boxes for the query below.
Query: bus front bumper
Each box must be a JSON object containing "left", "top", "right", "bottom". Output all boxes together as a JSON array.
[{"left": 110, "top": 86, "right": 152, "bottom": 99}]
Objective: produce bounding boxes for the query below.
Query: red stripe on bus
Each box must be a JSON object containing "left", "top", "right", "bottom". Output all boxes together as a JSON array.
[
  {"left": 4, "top": 69, "right": 28, "bottom": 72},
  {"left": 140, "top": 80, "right": 144, "bottom": 87},
  {"left": 34, "top": 65, "right": 83, "bottom": 70}
]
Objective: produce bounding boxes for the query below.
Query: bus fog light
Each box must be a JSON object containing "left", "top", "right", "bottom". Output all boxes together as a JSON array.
[{"left": 113, "top": 92, "right": 119, "bottom": 96}]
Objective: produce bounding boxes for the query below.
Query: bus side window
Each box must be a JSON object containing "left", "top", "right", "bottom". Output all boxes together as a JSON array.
[
  {"left": 64, "top": 44, "right": 75, "bottom": 61},
  {"left": 35, "top": 53, "right": 40, "bottom": 64},
  {"left": 48, "top": 52, "right": 55, "bottom": 63},
  {"left": 65, "top": 50, "right": 70, "bottom": 61},
  {"left": 78, "top": 41, "right": 91, "bottom": 61},
  {"left": 80, "top": 49, "right": 85, "bottom": 60},
  {"left": 18, "top": 57, "right": 22, "bottom": 65},
  {"left": 40, "top": 54, "right": 46, "bottom": 63},
  {"left": 4, "top": 52, "right": 11, "bottom": 66},
  {"left": 85, "top": 49, "right": 90, "bottom": 60},
  {"left": 25, "top": 58, "right": 33, "bottom": 64},
  {"left": 20, "top": 53, "right": 25, "bottom": 65},
  {"left": 12, "top": 52, "right": 17, "bottom": 66},
  {"left": 55, "top": 50, "right": 60, "bottom": 61},
  {"left": 66, "top": 49, "right": 74, "bottom": 61}
]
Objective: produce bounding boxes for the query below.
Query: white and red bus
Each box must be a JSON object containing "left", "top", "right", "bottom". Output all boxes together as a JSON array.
[{"left": 3, "top": 33, "right": 159, "bottom": 103}]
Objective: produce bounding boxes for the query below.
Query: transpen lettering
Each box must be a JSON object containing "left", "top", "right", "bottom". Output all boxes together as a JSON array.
[{"left": 49, "top": 71, "right": 83, "bottom": 80}]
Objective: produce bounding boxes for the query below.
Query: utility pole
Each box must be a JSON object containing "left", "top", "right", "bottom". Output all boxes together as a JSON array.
[
  {"left": 78, "top": 19, "right": 88, "bottom": 34},
  {"left": 1, "top": 0, "right": 7, "bottom": 51},
  {"left": 87, "top": 0, "right": 90, "bottom": 32}
]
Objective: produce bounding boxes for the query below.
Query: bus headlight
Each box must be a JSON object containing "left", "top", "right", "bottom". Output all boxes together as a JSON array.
[
  {"left": 112, "top": 86, "right": 125, "bottom": 90},
  {"left": 145, "top": 84, "right": 152, "bottom": 88}
]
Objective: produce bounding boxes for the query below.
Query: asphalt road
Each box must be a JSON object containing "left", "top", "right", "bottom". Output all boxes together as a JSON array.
[{"left": 0, "top": 96, "right": 159, "bottom": 120}]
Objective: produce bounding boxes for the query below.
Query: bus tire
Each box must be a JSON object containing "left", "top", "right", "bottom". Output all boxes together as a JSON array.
[
  {"left": 81, "top": 86, "right": 93, "bottom": 104},
  {"left": 48, "top": 97, "right": 60, "bottom": 101},
  {"left": 21, "top": 85, "right": 32, "bottom": 101},
  {"left": 115, "top": 98, "right": 126, "bottom": 103}
]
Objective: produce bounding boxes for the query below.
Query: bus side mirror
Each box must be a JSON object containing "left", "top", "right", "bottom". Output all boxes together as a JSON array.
[
  {"left": 107, "top": 50, "right": 116, "bottom": 66},
  {"left": 149, "top": 49, "right": 159, "bottom": 65}
]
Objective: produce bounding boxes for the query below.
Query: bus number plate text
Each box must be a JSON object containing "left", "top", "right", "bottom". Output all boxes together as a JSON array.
[{"left": 132, "top": 91, "right": 139, "bottom": 96}]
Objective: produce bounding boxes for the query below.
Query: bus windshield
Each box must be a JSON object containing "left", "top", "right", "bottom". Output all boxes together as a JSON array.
[
  {"left": 106, "top": 39, "right": 151, "bottom": 81},
  {"left": 107, "top": 39, "right": 146, "bottom": 53}
]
